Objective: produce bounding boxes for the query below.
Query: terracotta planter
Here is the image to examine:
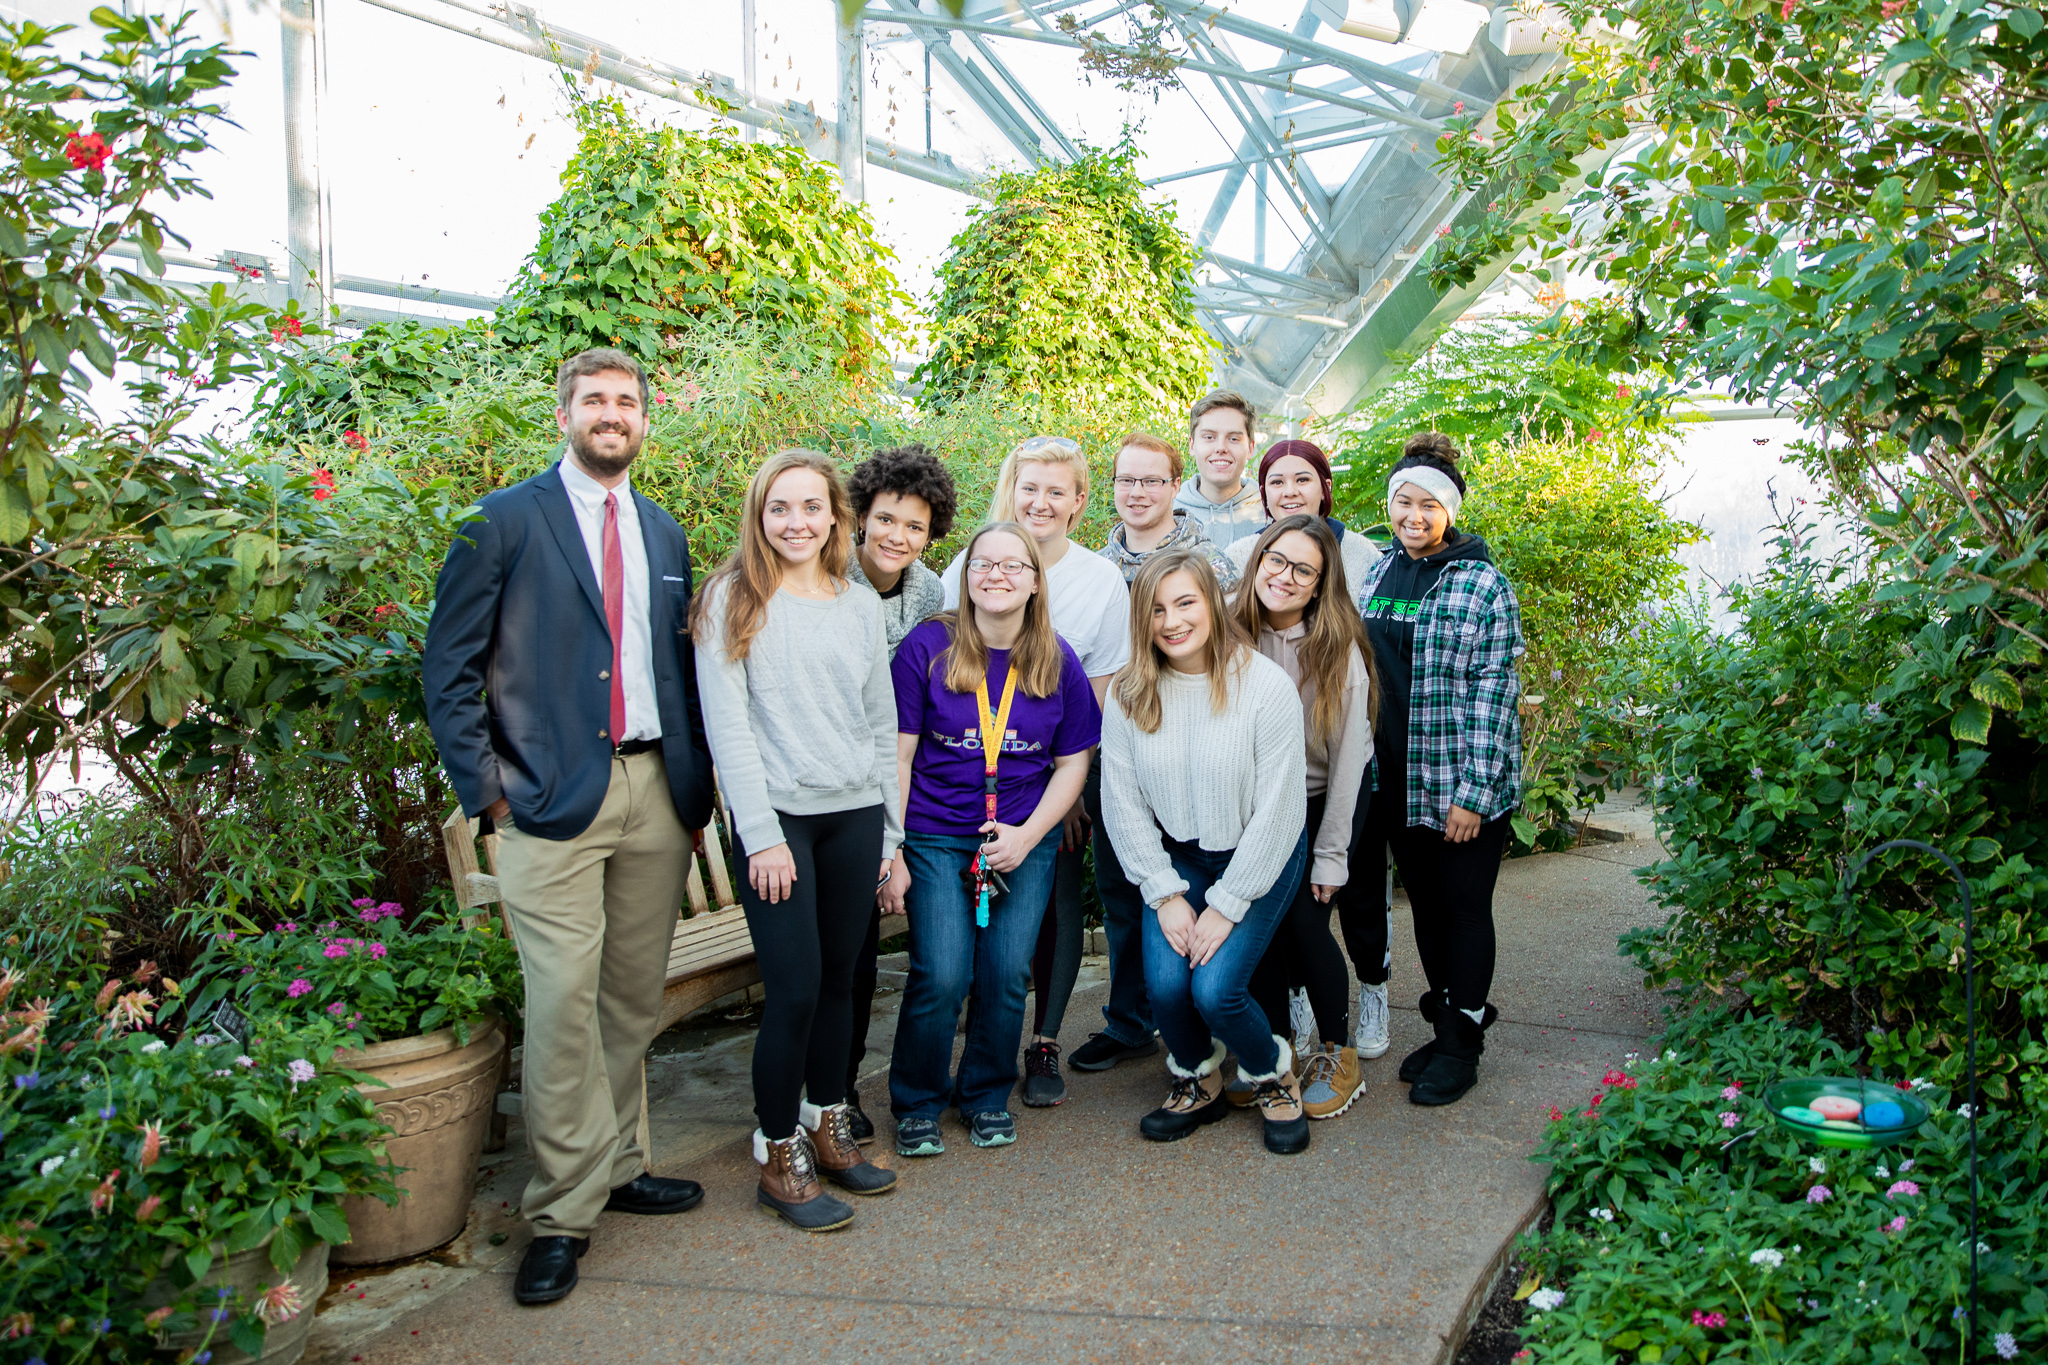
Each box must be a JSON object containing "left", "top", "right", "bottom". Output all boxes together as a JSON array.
[
  {"left": 332, "top": 1017, "right": 506, "bottom": 1266},
  {"left": 141, "top": 1236, "right": 328, "bottom": 1365}
]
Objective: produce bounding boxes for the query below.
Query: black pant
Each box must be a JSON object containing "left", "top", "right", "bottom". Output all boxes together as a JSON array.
[
  {"left": 846, "top": 906, "right": 881, "bottom": 1096},
  {"left": 1346, "top": 756, "right": 1508, "bottom": 1013},
  {"left": 737, "top": 805, "right": 885, "bottom": 1139},
  {"left": 1251, "top": 792, "right": 1361, "bottom": 1047}
]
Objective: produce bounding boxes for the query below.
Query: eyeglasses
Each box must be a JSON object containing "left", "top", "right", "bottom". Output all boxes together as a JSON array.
[
  {"left": 1112, "top": 476, "right": 1171, "bottom": 491},
  {"left": 967, "top": 557, "right": 1035, "bottom": 578},
  {"left": 1259, "top": 548, "right": 1322, "bottom": 587},
  {"left": 1016, "top": 435, "right": 1081, "bottom": 455}
]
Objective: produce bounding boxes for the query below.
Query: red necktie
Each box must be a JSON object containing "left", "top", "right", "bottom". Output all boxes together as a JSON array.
[{"left": 602, "top": 491, "right": 626, "bottom": 746}]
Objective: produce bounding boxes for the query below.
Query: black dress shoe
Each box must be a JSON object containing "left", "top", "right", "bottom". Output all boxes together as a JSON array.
[
  {"left": 604, "top": 1172, "right": 704, "bottom": 1215},
  {"left": 514, "top": 1235, "right": 588, "bottom": 1305}
]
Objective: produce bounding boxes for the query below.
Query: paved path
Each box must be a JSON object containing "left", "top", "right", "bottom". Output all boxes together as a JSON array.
[{"left": 308, "top": 838, "right": 1666, "bottom": 1365}]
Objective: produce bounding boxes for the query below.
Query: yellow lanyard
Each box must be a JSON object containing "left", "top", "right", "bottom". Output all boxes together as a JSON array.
[{"left": 974, "top": 667, "right": 1021, "bottom": 792}]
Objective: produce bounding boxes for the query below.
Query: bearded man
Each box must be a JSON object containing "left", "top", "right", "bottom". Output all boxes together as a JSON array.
[{"left": 424, "top": 347, "right": 713, "bottom": 1306}]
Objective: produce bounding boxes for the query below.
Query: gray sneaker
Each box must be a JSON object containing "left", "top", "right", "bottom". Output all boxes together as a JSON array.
[
  {"left": 895, "top": 1116, "right": 945, "bottom": 1158},
  {"left": 1287, "top": 987, "right": 1318, "bottom": 1058},
  {"left": 1355, "top": 981, "right": 1391, "bottom": 1060},
  {"left": 968, "top": 1110, "right": 1016, "bottom": 1147}
]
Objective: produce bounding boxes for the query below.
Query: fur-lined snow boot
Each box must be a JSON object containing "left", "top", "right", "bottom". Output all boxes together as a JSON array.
[
  {"left": 1239, "top": 1036, "right": 1310, "bottom": 1154},
  {"left": 1139, "top": 1038, "right": 1231, "bottom": 1142}
]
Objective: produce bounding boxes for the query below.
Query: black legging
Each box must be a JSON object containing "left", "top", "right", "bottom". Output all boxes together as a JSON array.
[
  {"left": 737, "top": 805, "right": 885, "bottom": 1140},
  {"left": 1250, "top": 793, "right": 1359, "bottom": 1048},
  {"left": 1347, "top": 755, "right": 1507, "bottom": 1012},
  {"left": 846, "top": 907, "right": 881, "bottom": 1096}
]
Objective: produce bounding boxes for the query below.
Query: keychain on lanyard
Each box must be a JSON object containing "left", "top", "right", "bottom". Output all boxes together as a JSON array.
[{"left": 970, "top": 667, "right": 1020, "bottom": 928}]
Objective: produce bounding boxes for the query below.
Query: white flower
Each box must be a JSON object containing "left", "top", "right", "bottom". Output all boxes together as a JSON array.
[
  {"left": 1956, "top": 1103, "right": 1976, "bottom": 1119},
  {"left": 1749, "top": 1248, "right": 1785, "bottom": 1270},
  {"left": 1809, "top": 1155, "right": 1827, "bottom": 1174},
  {"left": 1591, "top": 1207, "right": 1615, "bottom": 1223},
  {"left": 1875, "top": 1162, "right": 1891, "bottom": 1179},
  {"left": 1909, "top": 1077, "right": 1933, "bottom": 1092},
  {"left": 1528, "top": 1288, "right": 1567, "bottom": 1313},
  {"left": 1663, "top": 1050, "right": 1678, "bottom": 1062},
  {"left": 38, "top": 1154, "right": 65, "bottom": 1176},
  {"left": 140, "top": 1039, "right": 166, "bottom": 1054}
]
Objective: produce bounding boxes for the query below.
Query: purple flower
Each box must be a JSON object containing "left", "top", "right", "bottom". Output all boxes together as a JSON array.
[
  {"left": 368, "top": 942, "right": 388, "bottom": 959},
  {"left": 1806, "top": 1185, "right": 1830, "bottom": 1203},
  {"left": 286, "top": 978, "right": 312, "bottom": 998},
  {"left": 1719, "top": 1111, "right": 1740, "bottom": 1128},
  {"left": 13, "top": 1072, "right": 38, "bottom": 1089},
  {"left": 286, "top": 1059, "right": 317, "bottom": 1085},
  {"left": 323, "top": 943, "right": 349, "bottom": 960},
  {"left": 1886, "top": 1179, "right": 1920, "bottom": 1199},
  {"left": 276, "top": 921, "right": 298, "bottom": 933},
  {"left": 1751, "top": 767, "right": 1763, "bottom": 778},
  {"left": 1865, "top": 703, "right": 1883, "bottom": 718},
  {"left": 99, "top": 1104, "right": 116, "bottom": 1119},
  {"left": 326, "top": 1001, "right": 346, "bottom": 1016},
  {"left": 1995, "top": 1332, "right": 2018, "bottom": 1360},
  {"left": 352, "top": 897, "right": 375, "bottom": 909}
]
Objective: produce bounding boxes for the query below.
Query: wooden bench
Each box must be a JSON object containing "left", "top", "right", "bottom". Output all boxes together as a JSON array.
[{"left": 441, "top": 789, "right": 907, "bottom": 1032}]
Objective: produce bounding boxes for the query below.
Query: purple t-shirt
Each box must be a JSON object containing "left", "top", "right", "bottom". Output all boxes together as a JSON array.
[{"left": 893, "top": 618, "right": 1102, "bottom": 838}]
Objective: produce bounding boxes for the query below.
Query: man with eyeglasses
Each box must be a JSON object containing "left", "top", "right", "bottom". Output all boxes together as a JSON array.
[{"left": 1098, "top": 432, "right": 1240, "bottom": 588}]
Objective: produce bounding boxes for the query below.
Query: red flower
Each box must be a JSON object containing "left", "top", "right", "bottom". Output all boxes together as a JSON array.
[
  {"left": 135, "top": 1194, "right": 162, "bottom": 1222},
  {"left": 373, "top": 603, "right": 401, "bottom": 620},
  {"left": 1546, "top": 1104, "right": 1565, "bottom": 1122},
  {"left": 64, "top": 131, "right": 111, "bottom": 172},
  {"left": 269, "top": 315, "right": 305, "bottom": 344},
  {"left": 342, "top": 430, "right": 369, "bottom": 452},
  {"left": 1600, "top": 1069, "right": 1637, "bottom": 1090},
  {"left": 1587, "top": 428, "right": 1606, "bottom": 442},
  {"left": 311, "top": 469, "right": 336, "bottom": 501}
]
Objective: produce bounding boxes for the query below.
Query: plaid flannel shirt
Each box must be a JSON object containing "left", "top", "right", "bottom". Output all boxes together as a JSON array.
[{"left": 1355, "top": 553, "right": 1525, "bottom": 831}]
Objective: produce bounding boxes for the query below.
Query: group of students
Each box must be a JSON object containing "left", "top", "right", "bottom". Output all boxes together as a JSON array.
[{"left": 692, "top": 392, "right": 1527, "bottom": 1234}]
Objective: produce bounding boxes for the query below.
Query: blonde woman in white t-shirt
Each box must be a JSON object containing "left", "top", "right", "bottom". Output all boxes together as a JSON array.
[{"left": 941, "top": 436, "right": 1133, "bottom": 1106}]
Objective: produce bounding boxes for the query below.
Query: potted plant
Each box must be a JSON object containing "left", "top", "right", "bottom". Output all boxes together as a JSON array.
[
  {"left": 0, "top": 961, "right": 399, "bottom": 1364},
  {"left": 191, "top": 899, "right": 520, "bottom": 1265}
]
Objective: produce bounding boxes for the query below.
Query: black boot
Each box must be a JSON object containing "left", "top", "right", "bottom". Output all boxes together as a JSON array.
[
  {"left": 844, "top": 1087, "right": 875, "bottom": 1145},
  {"left": 1409, "top": 1005, "right": 1489, "bottom": 1106},
  {"left": 1397, "top": 990, "right": 1445, "bottom": 1083}
]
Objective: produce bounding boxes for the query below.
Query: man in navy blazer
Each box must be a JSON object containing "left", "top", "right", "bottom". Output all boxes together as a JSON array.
[{"left": 424, "top": 348, "right": 711, "bottom": 1307}]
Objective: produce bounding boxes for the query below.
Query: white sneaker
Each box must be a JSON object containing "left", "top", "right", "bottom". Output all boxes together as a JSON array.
[
  {"left": 1355, "top": 982, "right": 1391, "bottom": 1059},
  {"left": 1287, "top": 987, "right": 1317, "bottom": 1058}
]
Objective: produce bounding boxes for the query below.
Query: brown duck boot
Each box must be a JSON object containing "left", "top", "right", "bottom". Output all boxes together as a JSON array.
[
  {"left": 754, "top": 1129, "right": 855, "bottom": 1232},
  {"left": 1242, "top": 1036, "right": 1311, "bottom": 1154},
  {"left": 1139, "top": 1039, "right": 1231, "bottom": 1142},
  {"left": 799, "top": 1101, "right": 897, "bottom": 1196}
]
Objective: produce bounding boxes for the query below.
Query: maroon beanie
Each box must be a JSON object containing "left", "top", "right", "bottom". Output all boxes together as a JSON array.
[{"left": 1257, "top": 439, "right": 1334, "bottom": 518}]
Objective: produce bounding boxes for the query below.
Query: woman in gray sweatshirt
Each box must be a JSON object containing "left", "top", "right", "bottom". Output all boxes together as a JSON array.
[
  {"left": 1100, "top": 548, "right": 1311, "bottom": 1156},
  {"left": 692, "top": 449, "right": 901, "bottom": 1232}
]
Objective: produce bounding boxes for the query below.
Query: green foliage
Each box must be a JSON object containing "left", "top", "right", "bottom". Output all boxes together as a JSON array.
[
  {"left": 0, "top": 964, "right": 399, "bottom": 1360},
  {"left": 915, "top": 143, "right": 1210, "bottom": 415},
  {"left": 254, "top": 315, "right": 505, "bottom": 440},
  {"left": 1515, "top": 1009, "right": 2044, "bottom": 1363},
  {"left": 1617, "top": 535, "right": 2048, "bottom": 1111},
  {"left": 1429, "top": 0, "right": 2048, "bottom": 694},
  {"left": 496, "top": 92, "right": 908, "bottom": 379},
  {"left": 188, "top": 899, "right": 519, "bottom": 1046}
]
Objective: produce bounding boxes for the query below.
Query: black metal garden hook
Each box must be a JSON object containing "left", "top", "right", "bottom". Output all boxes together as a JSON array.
[{"left": 1842, "top": 839, "right": 1978, "bottom": 1365}]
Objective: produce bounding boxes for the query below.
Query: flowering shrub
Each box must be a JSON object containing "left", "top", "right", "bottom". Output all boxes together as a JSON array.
[
  {"left": 1511, "top": 1010, "right": 2044, "bottom": 1363},
  {"left": 1614, "top": 532, "right": 2048, "bottom": 1111},
  {"left": 0, "top": 962, "right": 397, "bottom": 1362},
  {"left": 189, "top": 899, "right": 519, "bottom": 1045}
]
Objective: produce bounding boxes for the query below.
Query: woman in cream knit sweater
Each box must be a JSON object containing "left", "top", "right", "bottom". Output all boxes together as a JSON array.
[{"left": 1100, "top": 548, "right": 1312, "bottom": 1155}]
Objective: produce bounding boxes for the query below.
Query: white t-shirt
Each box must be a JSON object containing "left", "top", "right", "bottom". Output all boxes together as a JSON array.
[{"left": 941, "top": 538, "right": 1132, "bottom": 678}]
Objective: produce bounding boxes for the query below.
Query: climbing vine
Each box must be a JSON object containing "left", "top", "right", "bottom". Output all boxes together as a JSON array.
[{"left": 914, "top": 143, "right": 1210, "bottom": 416}]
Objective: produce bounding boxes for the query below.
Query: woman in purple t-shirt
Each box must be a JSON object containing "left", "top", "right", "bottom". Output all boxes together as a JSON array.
[{"left": 886, "top": 523, "right": 1101, "bottom": 1156}]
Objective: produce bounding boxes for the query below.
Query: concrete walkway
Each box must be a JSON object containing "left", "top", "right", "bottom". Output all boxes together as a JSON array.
[{"left": 307, "top": 834, "right": 1666, "bottom": 1365}]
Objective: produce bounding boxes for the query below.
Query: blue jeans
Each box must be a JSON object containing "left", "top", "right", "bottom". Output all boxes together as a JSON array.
[
  {"left": 1140, "top": 830, "right": 1308, "bottom": 1078},
  {"left": 889, "top": 828, "right": 1061, "bottom": 1119}
]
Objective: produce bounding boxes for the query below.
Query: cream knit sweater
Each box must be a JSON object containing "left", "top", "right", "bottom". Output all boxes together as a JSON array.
[{"left": 1100, "top": 651, "right": 1307, "bottom": 922}]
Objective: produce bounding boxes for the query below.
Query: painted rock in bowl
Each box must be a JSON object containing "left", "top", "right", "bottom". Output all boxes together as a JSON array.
[
  {"left": 1821, "top": 1118, "right": 1862, "bottom": 1131},
  {"left": 1780, "top": 1105, "right": 1825, "bottom": 1124},
  {"left": 1863, "top": 1100, "right": 1908, "bottom": 1129},
  {"left": 1811, "top": 1095, "right": 1863, "bottom": 1121}
]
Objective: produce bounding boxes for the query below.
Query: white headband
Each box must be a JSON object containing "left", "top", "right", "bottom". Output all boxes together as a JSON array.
[{"left": 1388, "top": 466, "right": 1462, "bottom": 521}]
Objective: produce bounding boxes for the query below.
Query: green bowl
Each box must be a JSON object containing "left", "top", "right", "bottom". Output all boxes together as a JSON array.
[{"left": 1762, "top": 1076, "right": 1931, "bottom": 1149}]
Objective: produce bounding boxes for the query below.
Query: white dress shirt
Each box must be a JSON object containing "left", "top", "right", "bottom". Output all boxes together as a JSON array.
[{"left": 557, "top": 456, "right": 662, "bottom": 743}]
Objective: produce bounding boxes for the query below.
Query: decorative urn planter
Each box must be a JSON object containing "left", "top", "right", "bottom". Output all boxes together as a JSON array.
[
  {"left": 331, "top": 1016, "right": 506, "bottom": 1266},
  {"left": 142, "top": 1236, "right": 328, "bottom": 1365}
]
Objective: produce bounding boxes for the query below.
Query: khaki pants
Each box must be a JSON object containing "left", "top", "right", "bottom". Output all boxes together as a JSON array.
[{"left": 496, "top": 749, "right": 686, "bottom": 1237}]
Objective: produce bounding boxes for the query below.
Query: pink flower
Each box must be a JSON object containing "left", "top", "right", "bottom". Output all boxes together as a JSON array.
[
  {"left": 1806, "top": 1185, "right": 1831, "bottom": 1203},
  {"left": 1719, "top": 1111, "right": 1740, "bottom": 1128},
  {"left": 1781, "top": 0, "right": 1796, "bottom": 16},
  {"left": 1885, "top": 1214, "right": 1907, "bottom": 1233},
  {"left": 1886, "top": 1180, "right": 1920, "bottom": 1199},
  {"left": 138, "top": 1121, "right": 163, "bottom": 1170},
  {"left": 286, "top": 979, "right": 312, "bottom": 998},
  {"left": 257, "top": 1280, "right": 305, "bottom": 1325},
  {"left": 90, "top": 1169, "right": 120, "bottom": 1215},
  {"left": 1453, "top": 99, "right": 1465, "bottom": 113},
  {"left": 1721, "top": 1084, "right": 1743, "bottom": 1100},
  {"left": 368, "top": 943, "right": 388, "bottom": 959},
  {"left": 653, "top": 390, "right": 668, "bottom": 405},
  {"left": 1692, "top": 1310, "right": 1727, "bottom": 1329},
  {"left": 327, "top": 1002, "right": 347, "bottom": 1016},
  {"left": 1881, "top": 0, "right": 1905, "bottom": 12},
  {"left": 135, "top": 1193, "right": 162, "bottom": 1222},
  {"left": 323, "top": 943, "right": 350, "bottom": 960}
]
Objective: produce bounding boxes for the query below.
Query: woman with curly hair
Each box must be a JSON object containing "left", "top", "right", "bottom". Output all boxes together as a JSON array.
[{"left": 842, "top": 444, "right": 957, "bottom": 1142}]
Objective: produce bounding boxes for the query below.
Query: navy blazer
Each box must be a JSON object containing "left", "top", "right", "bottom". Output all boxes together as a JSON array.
[{"left": 423, "top": 461, "right": 714, "bottom": 841}]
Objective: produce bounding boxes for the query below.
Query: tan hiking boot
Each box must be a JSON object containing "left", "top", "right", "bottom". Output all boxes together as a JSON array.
[
  {"left": 1241, "top": 1036, "right": 1310, "bottom": 1154},
  {"left": 1301, "top": 1043, "right": 1363, "bottom": 1120},
  {"left": 1139, "top": 1038, "right": 1230, "bottom": 1142},
  {"left": 800, "top": 1101, "right": 896, "bottom": 1196},
  {"left": 754, "top": 1129, "right": 854, "bottom": 1232}
]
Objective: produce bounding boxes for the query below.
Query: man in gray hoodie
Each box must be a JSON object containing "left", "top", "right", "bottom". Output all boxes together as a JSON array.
[{"left": 1171, "top": 390, "right": 1267, "bottom": 550}]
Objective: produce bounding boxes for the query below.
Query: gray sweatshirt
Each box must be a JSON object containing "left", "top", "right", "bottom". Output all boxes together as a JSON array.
[
  {"left": 1100, "top": 652, "right": 1307, "bottom": 922},
  {"left": 845, "top": 555, "right": 945, "bottom": 657},
  {"left": 693, "top": 577, "right": 904, "bottom": 860}
]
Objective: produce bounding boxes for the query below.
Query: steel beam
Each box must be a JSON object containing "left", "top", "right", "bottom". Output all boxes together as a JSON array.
[{"left": 281, "top": 0, "right": 333, "bottom": 315}]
